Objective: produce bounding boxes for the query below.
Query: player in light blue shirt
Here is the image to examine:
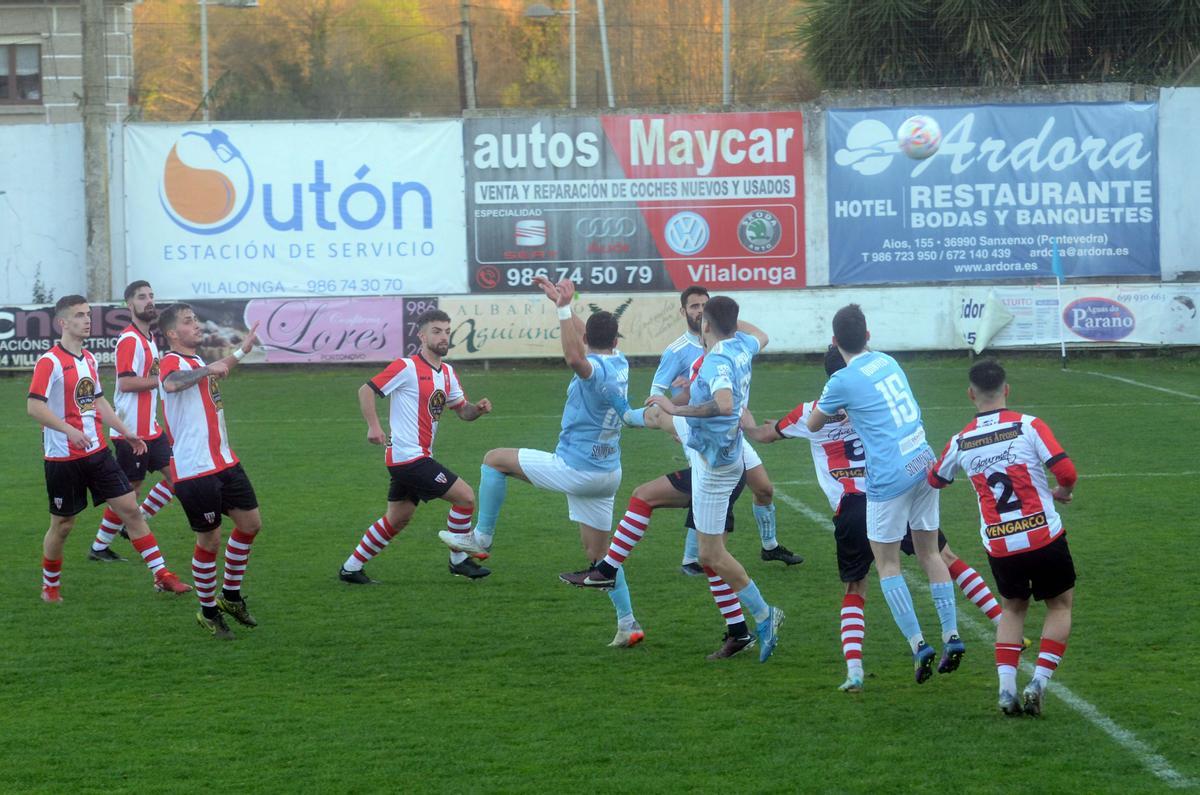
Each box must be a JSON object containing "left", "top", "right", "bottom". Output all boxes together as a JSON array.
[
  {"left": 806, "top": 304, "right": 963, "bottom": 683},
  {"left": 651, "top": 286, "right": 802, "bottom": 574},
  {"left": 566, "top": 297, "right": 784, "bottom": 661},
  {"left": 440, "top": 276, "right": 643, "bottom": 648}
]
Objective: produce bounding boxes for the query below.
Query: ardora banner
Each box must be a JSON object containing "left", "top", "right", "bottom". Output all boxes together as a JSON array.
[
  {"left": 465, "top": 112, "right": 805, "bottom": 293},
  {"left": 826, "top": 103, "right": 1159, "bottom": 284},
  {"left": 124, "top": 121, "right": 468, "bottom": 299}
]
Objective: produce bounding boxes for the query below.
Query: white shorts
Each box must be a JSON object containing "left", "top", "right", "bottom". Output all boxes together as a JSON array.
[
  {"left": 517, "top": 449, "right": 621, "bottom": 531},
  {"left": 742, "top": 440, "right": 763, "bottom": 470},
  {"left": 866, "top": 478, "right": 941, "bottom": 543},
  {"left": 683, "top": 446, "right": 744, "bottom": 535}
]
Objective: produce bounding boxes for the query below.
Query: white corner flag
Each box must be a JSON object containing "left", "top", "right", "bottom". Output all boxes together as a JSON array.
[{"left": 973, "top": 290, "right": 1014, "bottom": 354}]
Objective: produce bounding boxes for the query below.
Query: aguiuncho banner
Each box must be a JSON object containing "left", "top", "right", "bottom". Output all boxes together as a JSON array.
[
  {"left": 826, "top": 103, "right": 1159, "bottom": 284},
  {"left": 465, "top": 112, "right": 805, "bottom": 293}
]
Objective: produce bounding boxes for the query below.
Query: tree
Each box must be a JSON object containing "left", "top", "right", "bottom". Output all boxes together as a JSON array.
[{"left": 796, "top": 0, "right": 1200, "bottom": 90}]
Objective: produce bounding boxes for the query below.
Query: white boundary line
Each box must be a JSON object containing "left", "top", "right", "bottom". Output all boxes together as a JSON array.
[
  {"left": 775, "top": 472, "right": 1200, "bottom": 487},
  {"left": 775, "top": 486, "right": 1197, "bottom": 790},
  {"left": 1078, "top": 371, "right": 1200, "bottom": 402}
]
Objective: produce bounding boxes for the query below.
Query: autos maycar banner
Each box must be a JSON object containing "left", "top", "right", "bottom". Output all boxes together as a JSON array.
[
  {"left": 826, "top": 103, "right": 1159, "bottom": 284},
  {"left": 465, "top": 112, "right": 805, "bottom": 293},
  {"left": 124, "top": 121, "right": 468, "bottom": 299}
]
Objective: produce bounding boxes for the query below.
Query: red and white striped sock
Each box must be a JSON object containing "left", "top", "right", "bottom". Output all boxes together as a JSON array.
[
  {"left": 995, "top": 642, "right": 1023, "bottom": 693},
  {"left": 1034, "top": 638, "right": 1067, "bottom": 683},
  {"left": 602, "top": 498, "right": 652, "bottom": 570},
  {"left": 344, "top": 517, "right": 396, "bottom": 572},
  {"left": 222, "top": 528, "right": 256, "bottom": 594},
  {"left": 140, "top": 481, "right": 175, "bottom": 518},
  {"left": 446, "top": 505, "right": 474, "bottom": 536},
  {"left": 841, "top": 593, "right": 866, "bottom": 679},
  {"left": 192, "top": 546, "right": 218, "bottom": 609},
  {"left": 92, "top": 508, "right": 124, "bottom": 552},
  {"left": 42, "top": 557, "right": 62, "bottom": 589},
  {"left": 949, "top": 558, "right": 1002, "bottom": 624},
  {"left": 703, "top": 566, "right": 747, "bottom": 634},
  {"left": 131, "top": 532, "right": 167, "bottom": 575}
]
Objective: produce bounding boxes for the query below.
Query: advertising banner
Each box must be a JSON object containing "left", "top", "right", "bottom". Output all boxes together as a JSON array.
[
  {"left": 826, "top": 103, "right": 1159, "bottom": 284},
  {"left": 0, "top": 297, "right": 437, "bottom": 370},
  {"left": 124, "top": 121, "right": 468, "bottom": 299},
  {"left": 953, "top": 285, "right": 1200, "bottom": 348},
  {"left": 440, "top": 294, "right": 679, "bottom": 359},
  {"left": 464, "top": 112, "right": 805, "bottom": 293}
]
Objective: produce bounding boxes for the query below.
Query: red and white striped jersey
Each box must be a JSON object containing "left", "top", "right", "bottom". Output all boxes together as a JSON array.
[
  {"left": 775, "top": 401, "right": 866, "bottom": 513},
  {"left": 368, "top": 355, "right": 466, "bottom": 466},
  {"left": 28, "top": 344, "right": 106, "bottom": 461},
  {"left": 112, "top": 324, "right": 163, "bottom": 440},
  {"left": 158, "top": 352, "right": 238, "bottom": 481},
  {"left": 931, "top": 409, "right": 1073, "bottom": 557}
]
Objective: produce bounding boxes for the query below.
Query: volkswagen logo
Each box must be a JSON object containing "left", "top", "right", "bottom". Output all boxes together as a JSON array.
[
  {"left": 664, "top": 211, "right": 709, "bottom": 255},
  {"left": 574, "top": 216, "right": 637, "bottom": 238}
]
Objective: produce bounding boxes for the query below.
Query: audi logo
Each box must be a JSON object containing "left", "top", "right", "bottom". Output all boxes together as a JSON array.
[{"left": 574, "top": 216, "right": 638, "bottom": 238}]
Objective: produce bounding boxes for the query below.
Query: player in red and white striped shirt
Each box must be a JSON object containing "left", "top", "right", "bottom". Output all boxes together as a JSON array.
[
  {"left": 747, "top": 346, "right": 1008, "bottom": 691},
  {"left": 930, "top": 359, "right": 1078, "bottom": 717},
  {"left": 158, "top": 303, "right": 261, "bottom": 639},
  {"left": 338, "top": 309, "right": 493, "bottom": 585},
  {"left": 27, "top": 296, "right": 189, "bottom": 603},
  {"left": 88, "top": 281, "right": 179, "bottom": 563}
]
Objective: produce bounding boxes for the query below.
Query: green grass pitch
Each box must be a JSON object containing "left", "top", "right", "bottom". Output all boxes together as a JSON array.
[{"left": 0, "top": 353, "right": 1197, "bottom": 792}]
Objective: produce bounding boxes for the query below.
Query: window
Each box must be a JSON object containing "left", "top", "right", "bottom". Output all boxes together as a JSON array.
[{"left": 0, "top": 44, "right": 41, "bottom": 104}]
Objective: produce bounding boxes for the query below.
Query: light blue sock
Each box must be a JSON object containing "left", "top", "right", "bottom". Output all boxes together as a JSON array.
[
  {"left": 737, "top": 579, "right": 770, "bottom": 623},
  {"left": 930, "top": 580, "right": 959, "bottom": 643},
  {"left": 682, "top": 527, "right": 699, "bottom": 564},
  {"left": 608, "top": 567, "right": 634, "bottom": 624},
  {"left": 622, "top": 407, "right": 647, "bottom": 427},
  {"left": 753, "top": 503, "right": 777, "bottom": 550},
  {"left": 880, "top": 574, "right": 924, "bottom": 651},
  {"left": 473, "top": 464, "right": 507, "bottom": 546}
]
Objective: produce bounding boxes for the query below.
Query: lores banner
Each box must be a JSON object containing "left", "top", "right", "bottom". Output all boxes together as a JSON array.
[
  {"left": 0, "top": 297, "right": 437, "bottom": 370},
  {"left": 124, "top": 121, "right": 468, "bottom": 299},
  {"left": 826, "top": 103, "right": 1159, "bottom": 284},
  {"left": 465, "top": 112, "right": 805, "bottom": 293}
]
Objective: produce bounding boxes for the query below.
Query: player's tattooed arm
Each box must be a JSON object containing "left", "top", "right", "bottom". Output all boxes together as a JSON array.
[
  {"left": 455, "top": 398, "right": 492, "bottom": 421},
  {"left": 649, "top": 388, "right": 733, "bottom": 418},
  {"left": 162, "top": 364, "right": 223, "bottom": 393}
]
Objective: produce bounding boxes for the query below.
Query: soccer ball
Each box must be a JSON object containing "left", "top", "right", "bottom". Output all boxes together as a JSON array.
[{"left": 896, "top": 115, "right": 942, "bottom": 160}]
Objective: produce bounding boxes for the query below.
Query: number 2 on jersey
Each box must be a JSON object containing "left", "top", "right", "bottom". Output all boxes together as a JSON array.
[{"left": 874, "top": 373, "right": 918, "bottom": 427}]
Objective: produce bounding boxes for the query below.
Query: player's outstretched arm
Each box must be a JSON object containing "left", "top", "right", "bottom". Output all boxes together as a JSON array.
[
  {"left": 357, "top": 383, "right": 387, "bottom": 445},
  {"left": 534, "top": 275, "right": 592, "bottom": 379},
  {"left": 806, "top": 405, "right": 834, "bottom": 432},
  {"left": 651, "top": 388, "right": 733, "bottom": 418},
  {"left": 162, "top": 364, "right": 223, "bottom": 392},
  {"left": 27, "top": 398, "right": 89, "bottom": 449},
  {"left": 737, "top": 319, "right": 769, "bottom": 351},
  {"left": 454, "top": 398, "right": 492, "bottom": 422}
]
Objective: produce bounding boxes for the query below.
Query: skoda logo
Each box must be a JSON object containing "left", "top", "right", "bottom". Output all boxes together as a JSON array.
[
  {"left": 664, "top": 211, "right": 709, "bottom": 255},
  {"left": 737, "top": 210, "right": 781, "bottom": 253},
  {"left": 574, "top": 216, "right": 637, "bottom": 238}
]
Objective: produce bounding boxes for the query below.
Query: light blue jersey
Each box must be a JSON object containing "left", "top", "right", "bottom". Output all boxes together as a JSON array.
[
  {"left": 816, "top": 350, "right": 935, "bottom": 500},
  {"left": 651, "top": 332, "right": 703, "bottom": 397},
  {"left": 686, "top": 332, "right": 760, "bottom": 468},
  {"left": 555, "top": 352, "right": 629, "bottom": 473}
]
